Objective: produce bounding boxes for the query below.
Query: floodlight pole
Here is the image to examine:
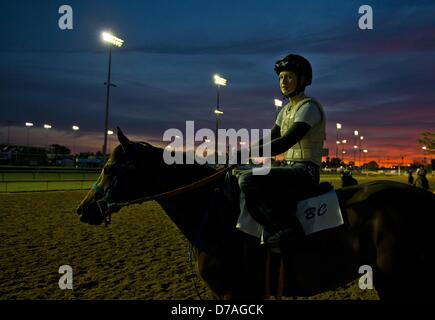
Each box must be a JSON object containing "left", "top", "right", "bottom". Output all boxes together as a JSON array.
[
  {"left": 102, "top": 46, "right": 112, "bottom": 160},
  {"left": 215, "top": 85, "right": 220, "bottom": 165}
]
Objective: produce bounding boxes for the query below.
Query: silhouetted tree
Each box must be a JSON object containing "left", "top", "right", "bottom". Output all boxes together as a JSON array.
[
  {"left": 366, "top": 161, "right": 379, "bottom": 171},
  {"left": 49, "top": 144, "right": 70, "bottom": 155},
  {"left": 330, "top": 157, "right": 342, "bottom": 168}
]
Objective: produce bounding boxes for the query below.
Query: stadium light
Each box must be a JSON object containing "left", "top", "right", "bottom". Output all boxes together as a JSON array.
[
  {"left": 25, "top": 122, "right": 33, "bottom": 146},
  {"left": 213, "top": 74, "right": 227, "bottom": 166},
  {"left": 274, "top": 99, "right": 283, "bottom": 116},
  {"left": 335, "top": 123, "right": 342, "bottom": 162},
  {"left": 102, "top": 32, "right": 124, "bottom": 47},
  {"left": 353, "top": 130, "right": 359, "bottom": 166},
  {"left": 274, "top": 99, "right": 283, "bottom": 107},
  {"left": 107, "top": 130, "right": 114, "bottom": 154},
  {"left": 43, "top": 124, "right": 52, "bottom": 148},
  {"left": 72, "top": 125, "right": 80, "bottom": 155},
  {"left": 340, "top": 139, "right": 347, "bottom": 162},
  {"left": 101, "top": 31, "right": 124, "bottom": 160},
  {"left": 214, "top": 74, "right": 227, "bottom": 86}
]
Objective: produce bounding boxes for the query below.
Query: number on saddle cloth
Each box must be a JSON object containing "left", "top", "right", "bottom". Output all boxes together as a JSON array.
[{"left": 272, "top": 182, "right": 334, "bottom": 226}]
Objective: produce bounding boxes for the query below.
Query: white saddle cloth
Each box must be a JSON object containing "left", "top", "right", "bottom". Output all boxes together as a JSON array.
[{"left": 236, "top": 190, "right": 344, "bottom": 242}]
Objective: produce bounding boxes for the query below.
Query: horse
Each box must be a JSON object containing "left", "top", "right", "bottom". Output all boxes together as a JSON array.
[
  {"left": 340, "top": 172, "right": 358, "bottom": 187},
  {"left": 77, "top": 129, "right": 435, "bottom": 300}
]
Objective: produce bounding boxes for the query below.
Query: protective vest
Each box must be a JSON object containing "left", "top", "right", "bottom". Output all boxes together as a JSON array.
[{"left": 279, "top": 97, "right": 326, "bottom": 166}]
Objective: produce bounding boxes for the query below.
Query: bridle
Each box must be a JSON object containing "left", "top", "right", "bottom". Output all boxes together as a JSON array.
[{"left": 92, "top": 164, "right": 236, "bottom": 226}]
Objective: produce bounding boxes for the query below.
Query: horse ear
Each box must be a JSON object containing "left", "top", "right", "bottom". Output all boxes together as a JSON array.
[{"left": 117, "top": 126, "right": 131, "bottom": 151}]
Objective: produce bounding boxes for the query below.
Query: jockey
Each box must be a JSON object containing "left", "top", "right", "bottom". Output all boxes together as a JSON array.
[
  {"left": 238, "top": 54, "right": 326, "bottom": 245},
  {"left": 340, "top": 166, "right": 358, "bottom": 187}
]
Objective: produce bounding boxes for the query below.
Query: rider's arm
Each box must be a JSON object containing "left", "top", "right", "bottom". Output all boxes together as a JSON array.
[
  {"left": 235, "top": 124, "right": 281, "bottom": 163},
  {"left": 252, "top": 102, "right": 322, "bottom": 157},
  {"left": 251, "top": 122, "right": 312, "bottom": 157},
  {"left": 250, "top": 124, "right": 281, "bottom": 150}
]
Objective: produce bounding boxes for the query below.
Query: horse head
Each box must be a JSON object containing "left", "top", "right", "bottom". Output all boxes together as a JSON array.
[{"left": 76, "top": 127, "right": 164, "bottom": 225}]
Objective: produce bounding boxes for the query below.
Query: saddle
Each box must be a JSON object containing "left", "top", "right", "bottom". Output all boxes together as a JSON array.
[
  {"left": 265, "top": 181, "right": 334, "bottom": 241},
  {"left": 297, "top": 181, "right": 334, "bottom": 200}
]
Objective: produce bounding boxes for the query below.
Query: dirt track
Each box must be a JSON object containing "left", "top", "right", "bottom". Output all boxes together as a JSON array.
[{"left": 0, "top": 191, "right": 378, "bottom": 300}]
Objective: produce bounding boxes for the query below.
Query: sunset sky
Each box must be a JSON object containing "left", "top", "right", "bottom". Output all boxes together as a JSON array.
[{"left": 1, "top": 0, "right": 434, "bottom": 166}]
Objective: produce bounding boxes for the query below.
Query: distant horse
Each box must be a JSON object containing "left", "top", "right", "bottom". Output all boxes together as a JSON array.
[
  {"left": 77, "top": 129, "right": 435, "bottom": 299},
  {"left": 340, "top": 172, "right": 358, "bottom": 187}
]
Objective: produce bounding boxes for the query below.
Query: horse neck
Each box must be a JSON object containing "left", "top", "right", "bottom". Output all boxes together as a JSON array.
[{"left": 156, "top": 163, "right": 221, "bottom": 245}]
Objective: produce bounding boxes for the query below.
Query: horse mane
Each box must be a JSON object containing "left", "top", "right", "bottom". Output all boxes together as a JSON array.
[
  {"left": 138, "top": 141, "right": 156, "bottom": 148},
  {"left": 131, "top": 141, "right": 217, "bottom": 175}
]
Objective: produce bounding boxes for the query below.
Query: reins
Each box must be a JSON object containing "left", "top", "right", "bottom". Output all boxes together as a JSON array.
[{"left": 94, "top": 164, "right": 236, "bottom": 226}]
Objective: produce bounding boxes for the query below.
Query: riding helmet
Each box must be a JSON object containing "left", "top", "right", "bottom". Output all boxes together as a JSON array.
[{"left": 274, "top": 54, "right": 313, "bottom": 90}]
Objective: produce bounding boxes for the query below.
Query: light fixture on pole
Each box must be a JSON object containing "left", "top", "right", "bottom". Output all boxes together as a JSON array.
[
  {"left": 274, "top": 99, "right": 283, "bottom": 116},
  {"left": 353, "top": 145, "right": 358, "bottom": 166},
  {"left": 214, "top": 74, "right": 227, "bottom": 86},
  {"left": 101, "top": 31, "right": 124, "bottom": 161},
  {"left": 213, "top": 74, "right": 227, "bottom": 165},
  {"left": 107, "top": 130, "right": 114, "bottom": 154},
  {"left": 336, "top": 123, "right": 342, "bottom": 161},
  {"left": 43, "top": 124, "right": 52, "bottom": 148},
  {"left": 353, "top": 130, "right": 359, "bottom": 166},
  {"left": 363, "top": 149, "right": 368, "bottom": 171},
  {"left": 72, "top": 125, "right": 80, "bottom": 155},
  {"left": 341, "top": 139, "right": 347, "bottom": 162},
  {"left": 25, "top": 122, "right": 34, "bottom": 146},
  {"left": 422, "top": 146, "right": 427, "bottom": 164},
  {"left": 359, "top": 135, "right": 364, "bottom": 167}
]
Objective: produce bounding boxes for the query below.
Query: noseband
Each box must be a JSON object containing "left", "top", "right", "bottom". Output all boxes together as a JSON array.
[{"left": 92, "top": 164, "right": 236, "bottom": 226}]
